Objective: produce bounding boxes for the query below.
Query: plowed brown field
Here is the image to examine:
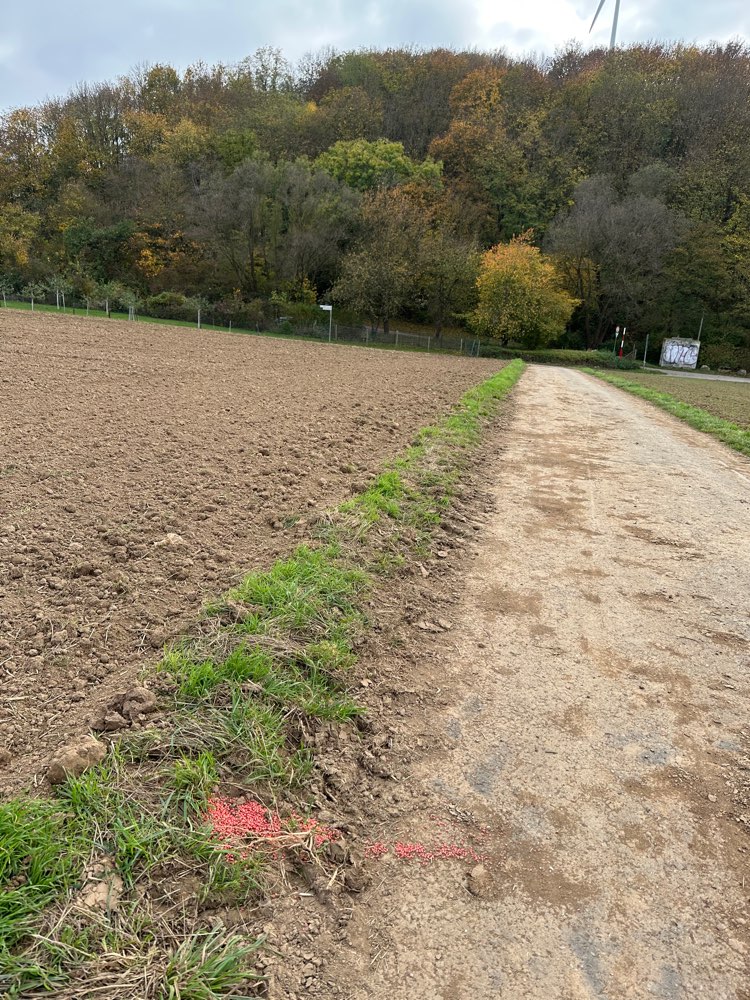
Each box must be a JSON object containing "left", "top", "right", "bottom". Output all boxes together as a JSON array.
[{"left": 0, "top": 310, "right": 499, "bottom": 794}]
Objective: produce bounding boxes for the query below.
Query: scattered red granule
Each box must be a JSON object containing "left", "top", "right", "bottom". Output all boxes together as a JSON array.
[
  {"left": 205, "top": 797, "right": 336, "bottom": 860},
  {"left": 364, "top": 841, "right": 389, "bottom": 860},
  {"left": 364, "top": 839, "right": 487, "bottom": 865},
  {"left": 364, "top": 813, "right": 489, "bottom": 865},
  {"left": 206, "top": 801, "right": 487, "bottom": 868},
  {"left": 391, "top": 841, "right": 486, "bottom": 865}
]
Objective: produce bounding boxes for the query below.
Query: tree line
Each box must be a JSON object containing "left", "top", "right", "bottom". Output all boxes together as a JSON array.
[{"left": 1, "top": 43, "right": 749, "bottom": 362}]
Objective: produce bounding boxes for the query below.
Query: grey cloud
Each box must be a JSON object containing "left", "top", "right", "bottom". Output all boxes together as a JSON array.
[{"left": 1, "top": 0, "right": 748, "bottom": 111}]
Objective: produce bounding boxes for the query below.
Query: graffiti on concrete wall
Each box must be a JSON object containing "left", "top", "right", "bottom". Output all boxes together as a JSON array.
[{"left": 660, "top": 338, "right": 700, "bottom": 369}]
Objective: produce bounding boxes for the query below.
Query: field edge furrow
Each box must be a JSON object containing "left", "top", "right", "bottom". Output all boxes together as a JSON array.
[{"left": 0, "top": 360, "right": 525, "bottom": 999}]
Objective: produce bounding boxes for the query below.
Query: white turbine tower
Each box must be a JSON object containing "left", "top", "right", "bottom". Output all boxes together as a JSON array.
[{"left": 589, "top": 0, "right": 621, "bottom": 50}]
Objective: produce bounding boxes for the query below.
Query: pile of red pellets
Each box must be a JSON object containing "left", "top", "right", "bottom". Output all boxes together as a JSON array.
[
  {"left": 205, "top": 796, "right": 336, "bottom": 859},
  {"left": 205, "top": 799, "right": 488, "bottom": 868}
]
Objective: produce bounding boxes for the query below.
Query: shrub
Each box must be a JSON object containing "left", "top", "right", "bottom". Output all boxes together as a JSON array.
[
  {"left": 144, "top": 291, "right": 191, "bottom": 319},
  {"left": 698, "top": 343, "right": 750, "bottom": 371}
]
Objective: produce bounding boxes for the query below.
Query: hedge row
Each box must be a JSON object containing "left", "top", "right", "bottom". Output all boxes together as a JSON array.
[{"left": 478, "top": 346, "right": 642, "bottom": 369}]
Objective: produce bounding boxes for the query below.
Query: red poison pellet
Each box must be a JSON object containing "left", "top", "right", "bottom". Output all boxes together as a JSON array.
[
  {"left": 205, "top": 797, "right": 336, "bottom": 860},
  {"left": 364, "top": 814, "right": 489, "bottom": 865}
]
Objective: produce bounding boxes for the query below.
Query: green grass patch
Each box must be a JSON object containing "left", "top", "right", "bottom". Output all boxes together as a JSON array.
[
  {"left": 165, "top": 543, "right": 367, "bottom": 733},
  {"left": 0, "top": 801, "right": 88, "bottom": 951},
  {"left": 3, "top": 299, "right": 225, "bottom": 331},
  {"left": 585, "top": 369, "right": 750, "bottom": 457},
  {"left": 0, "top": 765, "right": 263, "bottom": 996},
  {"left": 0, "top": 358, "right": 525, "bottom": 996},
  {"left": 597, "top": 369, "right": 750, "bottom": 430},
  {"left": 165, "top": 752, "right": 220, "bottom": 820},
  {"left": 341, "top": 470, "right": 409, "bottom": 524},
  {"left": 160, "top": 695, "right": 310, "bottom": 785},
  {"left": 2, "top": 915, "right": 264, "bottom": 999},
  {"left": 162, "top": 928, "right": 264, "bottom": 999},
  {"left": 225, "top": 544, "right": 367, "bottom": 643}
]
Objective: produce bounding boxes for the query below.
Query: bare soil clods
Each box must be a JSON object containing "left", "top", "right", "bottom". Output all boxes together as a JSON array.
[{"left": 0, "top": 310, "right": 499, "bottom": 794}]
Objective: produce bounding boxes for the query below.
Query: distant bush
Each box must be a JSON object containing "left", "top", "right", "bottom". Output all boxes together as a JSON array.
[
  {"left": 144, "top": 292, "right": 192, "bottom": 320},
  {"left": 699, "top": 343, "right": 750, "bottom": 371},
  {"left": 478, "top": 345, "right": 641, "bottom": 369},
  {"left": 212, "top": 297, "right": 270, "bottom": 329}
]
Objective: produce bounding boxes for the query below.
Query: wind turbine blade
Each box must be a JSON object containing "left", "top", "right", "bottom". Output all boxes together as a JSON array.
[
  {"left": 609, "top": 0, "right": 621, "bottom": 48},
  {"left": 589, "top": 0, "right": 608, "bottom": 33}
]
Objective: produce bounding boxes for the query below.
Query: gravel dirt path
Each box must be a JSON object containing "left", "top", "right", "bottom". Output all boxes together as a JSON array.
[{"left": 334, "top": 365, "right": 750, "bottom": 1000}]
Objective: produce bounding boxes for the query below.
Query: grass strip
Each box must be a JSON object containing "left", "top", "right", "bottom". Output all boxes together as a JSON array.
[
  {"left": 0, "top": 358, "right": 525, "bottom": 997},
  {"left": 584, "top": 369, "right": 750, "bottom": 457}
]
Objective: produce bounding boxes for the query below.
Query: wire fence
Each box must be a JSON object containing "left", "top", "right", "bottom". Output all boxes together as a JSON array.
[
  {"left": 0, "top": 294, "right": 482, "bottom": 357},
  {"left": 8, "top": 291, "right": 748, "bottom": 369},
  {"left": 287, "top": 321, "right": 481, "bottom": 356}
]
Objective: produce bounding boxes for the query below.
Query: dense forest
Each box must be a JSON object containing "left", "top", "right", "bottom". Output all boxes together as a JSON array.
[{"left": 1, "top": 43, "right": 749, "bottom": 363}]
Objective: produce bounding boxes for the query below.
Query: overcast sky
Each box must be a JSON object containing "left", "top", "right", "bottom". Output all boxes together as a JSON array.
[{"left": 1, "top": 0, "right": 747, "bottom": 112}]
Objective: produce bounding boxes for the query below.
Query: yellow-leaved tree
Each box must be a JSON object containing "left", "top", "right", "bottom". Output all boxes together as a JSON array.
[{"left": 471, "top": 233, "right": 578, "bottom": 347}]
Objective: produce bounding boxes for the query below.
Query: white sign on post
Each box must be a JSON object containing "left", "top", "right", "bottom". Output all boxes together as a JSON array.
[{"left": 319, "top": 304, "right": 333, "bottom": 342}]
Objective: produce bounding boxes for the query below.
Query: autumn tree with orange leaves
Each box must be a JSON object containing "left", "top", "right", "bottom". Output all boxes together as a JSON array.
[{"left": 471, "top": 233, "right": 578, "bottom": 347}]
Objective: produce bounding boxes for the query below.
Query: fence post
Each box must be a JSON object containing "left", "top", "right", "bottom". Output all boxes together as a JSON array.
[
  {"left": 197, "top": 308, "right": 201, "bottom": 330},
  {"left": 395, "top": 331, "right": 399, "bottom": 348},
  {"left": 427, "top": 336, "right": 431, "bottom": 353}
]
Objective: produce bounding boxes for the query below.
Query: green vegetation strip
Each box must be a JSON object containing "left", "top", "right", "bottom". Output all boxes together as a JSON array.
[
  {"left": 482, "top": 345, "right": 642, "bottom": 369},
  {"left": 0, "top": 359, "right": 525, "bottom": 998},
  {"left": 585, "top": 369, "right": 750, "bottom": 457}
]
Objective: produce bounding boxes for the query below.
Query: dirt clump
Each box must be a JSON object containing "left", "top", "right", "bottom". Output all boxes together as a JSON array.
[
  {"left": 46, "top": 734, "right": 106, "bottom": 785},
  {"left": 90, "top": 685, "right": 159, "bottom": 732},
  {"left": 466, "top": 864, "right": 493, "bottom": 898}
]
